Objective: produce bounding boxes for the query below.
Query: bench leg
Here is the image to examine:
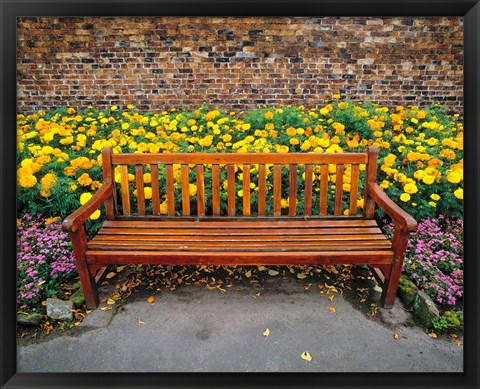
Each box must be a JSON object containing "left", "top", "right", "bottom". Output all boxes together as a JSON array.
[
  {"left": 69, "top": 227, "right": 100, "bottom": 309},
  {"left": 380, "top": 257, "right": 402, "bottom": 309},
  {"left": 381, "top": 226, "right": 410, "bottom": 309}
]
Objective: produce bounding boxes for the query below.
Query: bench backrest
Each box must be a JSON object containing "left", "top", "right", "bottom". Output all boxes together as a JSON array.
[{"left": 101, "top": 147, "right": 379, "bottom": 219}]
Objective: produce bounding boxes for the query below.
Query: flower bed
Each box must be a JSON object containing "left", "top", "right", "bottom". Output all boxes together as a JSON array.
[
  {"left": 17, "top": 214, "right": 77, "bottom": 309},
  {"left": 16, "top": 100, "right": 464, "bottom": 313}
]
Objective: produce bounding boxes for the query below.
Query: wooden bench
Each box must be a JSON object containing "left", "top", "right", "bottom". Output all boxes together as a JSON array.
[{"left": 62, "top": 146, "right": 417, "bottom": 309}]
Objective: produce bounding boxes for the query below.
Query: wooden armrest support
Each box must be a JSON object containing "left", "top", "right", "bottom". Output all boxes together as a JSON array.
[
  {"left": 62, "top": 182, "right": 114, "bottom": 233},
  {"left": 367, "top": 182, "right": 417, "bottom": 233}
]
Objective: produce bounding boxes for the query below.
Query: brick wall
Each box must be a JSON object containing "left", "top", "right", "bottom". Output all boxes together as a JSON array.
[{"left": 17, "top": 17, "right": 463, "bottom": 113}]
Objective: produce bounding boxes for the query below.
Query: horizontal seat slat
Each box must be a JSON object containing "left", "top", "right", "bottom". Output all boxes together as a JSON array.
[
  {"left": 86, "top": 250, "right": 393, "bottom": 266},
  {"left": 88, "top": 241, "right": 392, "bottom": 251},
  {"left": 91, "top": 235, "right": 388, "bottom": 243},
  {"left": 97, "top": 227, "right": 384, "bottom": 236}
]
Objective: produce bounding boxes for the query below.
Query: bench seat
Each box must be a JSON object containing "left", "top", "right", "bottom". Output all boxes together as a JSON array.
[{"left": 86, "top": 218, "right": 393, "bottom": 265}]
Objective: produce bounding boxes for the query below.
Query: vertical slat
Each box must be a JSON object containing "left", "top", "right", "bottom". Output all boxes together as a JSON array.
[
  {"left": 258, "top": 164, "right": 267, "bottom": 216},
  {"left": 364, "top": 146, "right": 379, "bottom": 219},
  {"left": 135, "top": 164, "right": 145, "bottom": 216},
  {"left": 119, "top": 165, "right": 131, "bottom": 216},
  {"left": 212, "top": 164, "right": 220, "bottom": 216},
  {"left": 166, "top": 164, "right": 175, "bottom": 216},
  {"left": 349, "top": 164, "right": 360, "bottom": 216},
  {"left": 288, "top": 164, "right": 297, "bottom": 216},
  {"left": 150, "top": 164, "right": 160, "bottom": 215},
  {"left": 319, "top": 164, "right": 329, "bottom": 216},
  {"left": 227, "top": 164, "right": 235, "bottom": 216},
  {"left": 273, "top": 164, "right": 282, "bottom": 217},
  {"left": 242, "top": 164, "right": 251, "bottom": 216},
  {"left": 334, "top": 164, "right": 344, "bottom": 216},
  {"left": 303, "top": 164, "right": 313, "bottom": 217},
  {"left": 181, "top": 164, "right": 190, "bottom": 216},
  {"left": 196, "top": 165, "right": 205, "bottom": 217},
  {"left": 101, "top": 147, "right": 115, "bottom": 219}
]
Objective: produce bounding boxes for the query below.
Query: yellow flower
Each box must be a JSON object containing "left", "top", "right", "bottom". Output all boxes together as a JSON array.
[
  {"left": 333, "top": 94, "right": 341, "bottom": 99},
  {"left": 403, "top": 183, "right": 418, "bottom": 194},
  {"left": 286, "top": 127, "right": 297, "bottom": 137},
  {"left": 380, "top": 180, "right": 390, "bottom": 189},
  {"left": 67, "top": 107, "right": 76, "bottom": 115},
  {"left": 78, "top": 173, "right": 93, "bottom": 186},
  {"left": 110, "top": 105, "right": 118, "bottom": 111},
  {"left": 45, "top": 216, "right": 60, "bottom": 226},
  {"left": 289, "top": 138, "right": 299, "bottom": 145},
  {"left": 447, "top": 171, "right": 462, "bottom": 184},
  {"left": 18, "top": 175, "right": 37, "bottom": 188},
  {"left": 454, "top": 188, "right": 463, "bottom": 200},
  {"left": 429, "top": 201, "right": 437, "bottom": 207},
  {"left": 320, "top": 107, "right": 329, "bottom": 115},
  {"left": 89, "top": 209, "right": 101, "bottom": 220},
  {"left": 300, "top": 140, "right": 311, "bottom": 151},
  {"left": 264, "top": 111, "right": 274, "bottom": 120},
  {"left": 80, "top": 192, "right": 93, "bottom": 205},
  {"left": 430, "top": 194, "right": 441, "bottom": 201},
  {"left": 422, "top": 175, "right": 435, "bottom": 185},
  {"left": 400, "top": 193, "right": 411, "bottom": 202},
  {"left": 265, "top": 123, "right": 275, "bottom": 131},
  {"left": 143, "top": 173, "right": 151, "bottom": 184}
]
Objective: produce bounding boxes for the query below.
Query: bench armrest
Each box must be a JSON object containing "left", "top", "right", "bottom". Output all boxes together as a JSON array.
[
  {"left": 367, "top": 182, "right": 417, "bottom": 233},
  {"left": 62, "top": 182, "right": 114, "bottom": 233}
]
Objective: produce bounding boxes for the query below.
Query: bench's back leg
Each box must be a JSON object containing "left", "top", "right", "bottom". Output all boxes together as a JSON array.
[
  {"left": 69, "top": 226, "right": 99, "bottom": 309},
  {"left": 381, "top": 226, "right": 410, "bottom": 308}
]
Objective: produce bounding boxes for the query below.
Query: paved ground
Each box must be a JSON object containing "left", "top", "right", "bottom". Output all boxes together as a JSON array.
[{"left": 17, "top": 276, "right": 463, "bottom": 373}]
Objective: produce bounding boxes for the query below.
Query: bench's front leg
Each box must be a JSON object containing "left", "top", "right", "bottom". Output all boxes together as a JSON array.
[
  {"left": 381, "top": 226, "right": 410, "bottom": 308},
  {"left": 69, "top": 225, "right": 99, "bottom": 309}
]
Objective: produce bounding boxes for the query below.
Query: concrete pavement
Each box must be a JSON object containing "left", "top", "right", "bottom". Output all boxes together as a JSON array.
[{"left": 17, "top": 276, "right": 463, "bottom": 373}]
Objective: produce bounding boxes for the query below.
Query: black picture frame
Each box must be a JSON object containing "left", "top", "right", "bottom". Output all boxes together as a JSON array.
[{"left": 2, "top": 1, "right": 478, "bottom": 388}]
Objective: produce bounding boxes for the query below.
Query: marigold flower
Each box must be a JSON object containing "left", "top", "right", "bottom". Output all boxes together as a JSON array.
[
  {"left": 89, "top": 209, "right": 101, "bottom": 220},
  {"left": 430, "top": 194, "right": 441, "bottom": 201},
  {"left": 400, "top": 193, "right": 411, "bottom": 202},
  {"left": 454, "top": 188, "right": 463, "bottom": 200},
  {"left": 78, "top": 173, "right": 93, "bottom": 186},
  {"left": 403, "top": 183, "right": 418, "bottom": 194},
  {"left": 19, "top": 175, "right": 37, "bottom": 188},
  {"left": 264, "top": 111, "right": 274, "bottom": 120}
]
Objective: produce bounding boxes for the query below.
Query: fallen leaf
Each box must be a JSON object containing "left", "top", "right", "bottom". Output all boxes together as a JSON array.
[
  {"left": 373, "top": 285, "right": 383, "bottom": 293},
  {"left": 428, "top": 332, "right": 437, "bottom": 338},
  {"left": 106, "top": 272, "right": 116, "bottom": 279},
  {"left": 359, "top": 298, "right": 367, "bottom": 303},
  {"left": 457, "top": 341, "right": 463, "bottom": 348},
  {"left": 329, "top": 306, "right": 337, "bottom": 313},
  {"left": 138, "top": 319, "right": 145, "bottom": 325},
  {"left": 263, "top": 328, "right": 270, "bottom": 338},
  {"left": 100, "top": 306, "right": 112, "bottom": 311},
  {"left": 328, "top": 295, "right": 334, "bottom": 302},
  {"left": 258, "top": 266, "right": 267, "bottom": 271},
  {"left": 393, "top": 332, "right": 399, "bottom": 340},
  {"left": 147, "top": 296, "right": 155, "bottom": 304},
  {"left": 300, "top": 351, "right": 312, "bottom": 362},
  {"left": 297, "top": 273, "right": 307, "bottom": 280},
  {"left": 268, "top": 270, "right": 279, "bottom": 276},
  {"left": 106, "top": 298, "right": 115, "bottom": 305},
  {"left": 245, "top": 270, "right": 252, "bottom": 278},
  {"left": 116, "top": 265, "right": 126, "bottom": 272}
]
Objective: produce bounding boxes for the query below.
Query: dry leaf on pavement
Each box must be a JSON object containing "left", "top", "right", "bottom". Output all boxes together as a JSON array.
[{"left": 300, "top": 351, "right": 312, "bottom": 362}]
